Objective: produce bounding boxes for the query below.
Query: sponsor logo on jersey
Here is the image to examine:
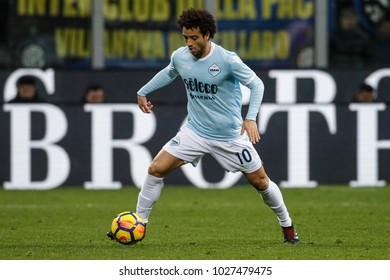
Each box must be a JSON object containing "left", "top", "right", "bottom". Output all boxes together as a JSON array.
[
  {"left": 208, "top": 63, "right": 221, "bottom": 77},
  {"left": 183, "top": 78, "right": 218, "bottom": 94},
  {"left": 189, "top": 93, "right": 216, "bottom": 100}
]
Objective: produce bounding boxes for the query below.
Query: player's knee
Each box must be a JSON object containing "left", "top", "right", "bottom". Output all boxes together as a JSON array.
[
  {"left": 246, "top": 171, "right": 269, "bottom": 191},
  {"left": 257, "top": 176, "right": 269, "bottom": 191},
  {"left": 148, "top": 162, "right": 163, "bottom": 178}
]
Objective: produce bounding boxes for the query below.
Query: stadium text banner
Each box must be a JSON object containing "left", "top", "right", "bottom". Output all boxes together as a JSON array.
[
  {"left": 1, "top": 68, "right": 390, "bottom": 189},
  {"left": 0, "top": 260, "right": 388, "bottom": 280},
  {"left": 9, "top": 0, "right": 314, "bottom": 68}
]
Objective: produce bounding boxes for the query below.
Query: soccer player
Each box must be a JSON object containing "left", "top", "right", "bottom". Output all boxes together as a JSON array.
[{"left": 135, "top": 8, "right": 299, "bottom": 244}]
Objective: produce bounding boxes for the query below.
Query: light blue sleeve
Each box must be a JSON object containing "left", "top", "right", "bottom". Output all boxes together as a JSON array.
[
  {"left": 245, "top": 77, "right": 264, "bottom": 120},
  {"left": 230, "top": 55, "right": 264, "bottom": 121},
  {"left": 137, "top": 53, "right": 179, "bottom": 96}
]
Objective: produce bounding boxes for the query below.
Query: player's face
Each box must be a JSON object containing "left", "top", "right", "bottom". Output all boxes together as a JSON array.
[{"left": 182, "top": 27, "right": 210, "bottom": 59}]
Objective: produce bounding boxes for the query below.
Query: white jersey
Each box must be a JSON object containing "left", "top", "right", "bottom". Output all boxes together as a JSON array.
[{"left": 138, "top": 42, "right": 264, "bottom": 140}]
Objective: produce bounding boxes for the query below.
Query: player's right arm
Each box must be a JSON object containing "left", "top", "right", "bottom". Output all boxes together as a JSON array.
[
  {"left": 137, "top": 95, "right": 153, "bottom": 113},
  {"left": 137, "top": 52, "right": 179, "bottom": 97},
  {"left": 136, "top": 52, "right": 179, "bottom": 113}
]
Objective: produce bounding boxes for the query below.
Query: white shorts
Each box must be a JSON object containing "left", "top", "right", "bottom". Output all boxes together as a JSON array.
[{"left": 163, "top": 126, "right": 262, "bottom": 173}]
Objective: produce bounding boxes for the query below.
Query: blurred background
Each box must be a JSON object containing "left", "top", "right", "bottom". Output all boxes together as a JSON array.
[
  {"left": 1, "top": 0, "right": 389, "bottom": 189},
  {"left": 0, "top": 0, "right": 389, "bottom": 70}
]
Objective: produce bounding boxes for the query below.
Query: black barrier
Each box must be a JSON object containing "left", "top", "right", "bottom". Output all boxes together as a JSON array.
[{"left": 1, "top": 69, "right": 390, "bottom": 189}]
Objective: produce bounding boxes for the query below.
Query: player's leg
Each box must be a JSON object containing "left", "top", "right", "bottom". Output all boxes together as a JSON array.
[
  {"left": 244, "top": 167, "right": 292, "bottom": 226},
  {"left": 244, "top": 168, "right": 299, "bottom": 244},
  {"left": 137, "top": 149, "right": 185, "bottom": 223},
  {"left": 210, "top": 137, "right": 299, "bottom": 243},
  {"left": 137, "top": 126, "right": 206, "bottom": 224}
]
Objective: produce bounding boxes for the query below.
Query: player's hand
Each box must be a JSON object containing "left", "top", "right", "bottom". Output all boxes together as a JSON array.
[
  {"left": 241, "top": 119, "right": 260, "bottom": 144},
  {"left": 137, "top": 95, "right": 153, "bottom": 113}
]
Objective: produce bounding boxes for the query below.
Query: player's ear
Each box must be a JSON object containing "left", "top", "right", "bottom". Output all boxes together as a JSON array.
[{"left": 204, "top": 32, "right": 210, "bottom": 40}]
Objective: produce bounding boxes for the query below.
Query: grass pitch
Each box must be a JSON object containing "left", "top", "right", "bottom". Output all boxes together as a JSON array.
[{"left": 0, "top": 185, "right": 389, "bottom": 260}]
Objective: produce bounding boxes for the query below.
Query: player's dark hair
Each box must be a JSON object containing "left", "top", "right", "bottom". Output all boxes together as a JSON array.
[{"left": 178, "top": 8, "right": 217, "bottom": 38}]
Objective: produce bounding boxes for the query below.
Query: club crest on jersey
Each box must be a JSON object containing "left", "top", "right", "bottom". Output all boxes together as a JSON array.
[
  {"left": 170, "top": 136, "right": 180, "bottom": 146},
  {"left": 208, "top": 63, "right": 221, "bottom": 77}
]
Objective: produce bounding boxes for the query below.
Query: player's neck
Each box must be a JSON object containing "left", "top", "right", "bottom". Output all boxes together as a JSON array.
[{"left": 201, "top": 41, "right": 212, "bottom": 58}]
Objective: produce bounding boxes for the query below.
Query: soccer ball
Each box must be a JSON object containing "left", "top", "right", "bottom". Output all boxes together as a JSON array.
[{"left": 108, "top": 211, "right": 146, "bottom": 245}]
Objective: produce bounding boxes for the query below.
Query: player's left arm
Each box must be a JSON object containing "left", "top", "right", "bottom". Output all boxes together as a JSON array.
[
  {"left": 243, "top": 77, "right": 264, "bottom": 143},
  {"left": 241, "top": 119, "right": 260, "bottom": 144},
  {"left": 230, "top": 54, "right": 264, "bottom": 144}
]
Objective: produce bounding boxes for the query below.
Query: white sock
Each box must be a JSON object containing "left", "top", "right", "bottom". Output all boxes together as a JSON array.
[
  {"left": 259, "top": 179, "right": 292, "bottom": 227},
  {"left": 136, "top": 174, "right": 164, "bottom": 223}
]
